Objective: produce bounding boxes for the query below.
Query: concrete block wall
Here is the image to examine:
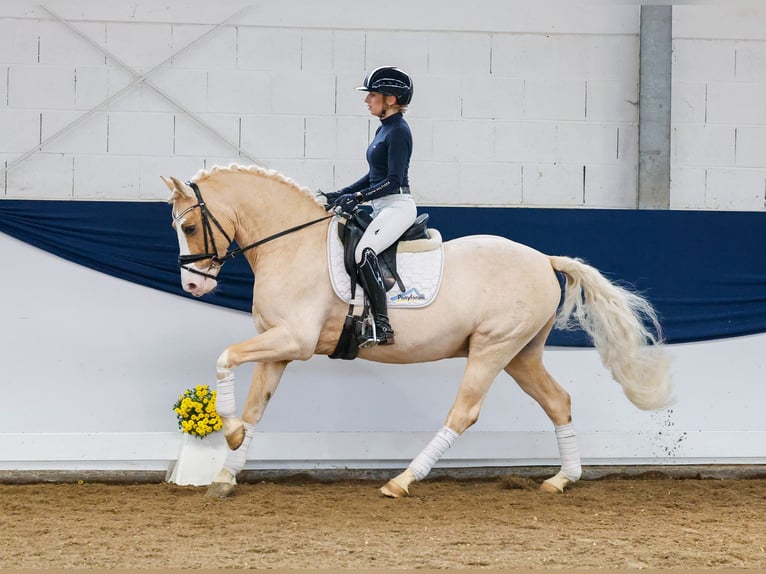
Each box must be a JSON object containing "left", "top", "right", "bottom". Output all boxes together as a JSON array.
[
  {"left": 0, "top": 1, "right": 764, "bottom": 210},
  {"left": 672, "top": 4, "right": 766, "bottom": 210}
]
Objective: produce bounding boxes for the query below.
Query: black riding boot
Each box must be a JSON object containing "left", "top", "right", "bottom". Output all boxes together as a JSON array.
[{"left": 357, "top": 248, "right": 395, "bottom": 345}]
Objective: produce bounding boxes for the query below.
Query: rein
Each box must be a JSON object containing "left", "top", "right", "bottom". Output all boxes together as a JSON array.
[{"left": 175, "top": 181, "right": 334, "bottom": 280}]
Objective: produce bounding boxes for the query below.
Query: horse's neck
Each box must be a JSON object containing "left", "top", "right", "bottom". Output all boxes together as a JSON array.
[{"left": 225, "top": 176, "right": 327, "bottom": 268}]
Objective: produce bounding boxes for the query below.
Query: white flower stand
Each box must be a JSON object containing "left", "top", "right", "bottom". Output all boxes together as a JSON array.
[{"left": 166, "top": 431, "right": 228, "bottom": 486}]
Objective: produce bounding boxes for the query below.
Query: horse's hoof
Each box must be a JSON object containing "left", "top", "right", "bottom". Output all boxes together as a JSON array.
[
  {"left": 225, "top": 424, "right": 245, "bottom": 450},
  {"left": 205, "top": 481, "right": 235, "bottom": 498},
  {"left": 540, "top": 472, "right": 572, "bottom": 494},
  {"left": 380, "top": 479, "right": 409, "bottom": 498},
  {"left": 539, "top": 480, "right": 564, "bottom": 494}
]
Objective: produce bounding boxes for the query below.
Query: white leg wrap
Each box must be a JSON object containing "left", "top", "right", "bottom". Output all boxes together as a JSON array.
[
  {"left": 222, "top": 421, "right": 255, "bottom": 475},
  {"left": 409, "top": 426, "right": 459, "bottom": 481},
  {"left": 555, "top": 423, "right": 582, "bottom": 482},
  {"left": 215, "top": 370, "right": 236, "bottom": 419}
]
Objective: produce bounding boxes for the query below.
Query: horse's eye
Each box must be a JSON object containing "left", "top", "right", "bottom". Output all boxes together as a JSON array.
[{"left": 183, "top": 225, "right": 197, "bottom": 236}]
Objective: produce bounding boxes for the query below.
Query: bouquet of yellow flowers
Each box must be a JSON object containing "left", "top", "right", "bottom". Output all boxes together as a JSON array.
[{"left": 172, "top": 384, "right": 223, "bottom": 438}]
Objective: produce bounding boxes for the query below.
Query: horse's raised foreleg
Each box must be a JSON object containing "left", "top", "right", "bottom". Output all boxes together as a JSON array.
[
  {"left": 212, "top": 325, "right": 315, "bottom": 449},
  {"left": 207, "top": 326, "right": 315, "bottom": 498},
  {"left": 380, "top": 354, "right": 505, "bottom": 498},
  {"left": 207, "top": 360, "right": 288, "bottom": 497},
  {"left": 214, "top": 366, "right": 245, "bottom": 451},
  {"left": 505, "top": 334, "right": 582, "bottom": 493}
]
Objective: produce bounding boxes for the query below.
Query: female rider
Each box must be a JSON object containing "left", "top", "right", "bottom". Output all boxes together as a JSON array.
[{"left": 325, "top": 66, "right": 417, "bottom": 346}]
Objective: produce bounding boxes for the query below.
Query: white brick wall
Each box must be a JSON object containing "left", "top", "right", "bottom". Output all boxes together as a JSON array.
[
  {"left": 237, "top": 28, "right": 302, "bottom": 71},
  {"left": 0, "top": 18, "right": 38, "bottom": 64},
  {"left": 432, "top": 120, "right": 494, "bottom": 163},
  {"left": 671, "top": 82, "right": 706, "bottom": 124},
  {"left": 494, "top": 122, "right": 557, "bottom": 164},
  {"left": 0, "top": 65, "right": 7, "bottom": 110},
  {"left": 170, "top": 24, "right": 237, "bottom": 69},
  {"left": 736, "top": 126, "right": 766, "bottom": 167},
  {"left": 736, "top": 42, "right": 766, "bottom": 82},
  {"left": 7, "top": 153, "right": 73, "bottom": 198},
  {"left": 240, "top": 115, "right": 305, "bottom": 159},
  {"left": 41, "top": 111, "right": 107, "bottom": 154},
  {"left": 73, "top": 154, "right": 140, "bottom": 198},
  {"left": 523, "top": 164, "right": 584, "bottom": 207},
  {"left": 0, "top": 109, "right": 40, "bottom": 151},
  {"left": 429, "top": 32, "right": 491, "bottom": 77},
  {"left": 39, "top": 20, "right": 105, "bottom": 66},
  {"left": 671, "top": 5, "right": 766, "bottom": 211},
  {"left": 585, "top": 164, "right": 638, "bottom": 209},
  {"left": 149, "top": 68, "right": 208, "bottom": 113},
  {"left": 107, "top": 112, "right": 174, "bottom": 156},
  {"left": 461, "top": 77, "right": 525, "bottom": 120},
  {"left": 705, "top": 167, "right": 766, "bottom": 211},
  {"left": 0, "top": 1, "right": 762, "bottom": 210},
  {"left": 672, "top": 125, "right": 736, "bottom": 167},
  {"left": 105, "top": 22, "right": 173, "bottom": 72},
  {"left": 585, "top": 80, "right": 638, "bottom": 123},
  {"left": 207, "top": 69, "right": 269, "bottom": 115},
  {"left": 173, "top": 113, "right": 239, "bottom": 158},
  {"left": 75, "top": 67, "right": 108, "bottom": 110},
  {"left": 458, "top": 162, "right": 522, "bottom": 206},
  {"left": 8, "top": 65, "right": 76, "bottom": 109}
]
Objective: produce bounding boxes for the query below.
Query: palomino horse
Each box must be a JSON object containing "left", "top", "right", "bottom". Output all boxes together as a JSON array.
[{"left": 163, "top": 164, "right": 672, "bottom": 498}]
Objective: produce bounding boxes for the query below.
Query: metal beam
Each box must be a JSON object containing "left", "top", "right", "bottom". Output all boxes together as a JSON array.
[{"left": 638, "top": 5, "right": 672, "bottom": 209}]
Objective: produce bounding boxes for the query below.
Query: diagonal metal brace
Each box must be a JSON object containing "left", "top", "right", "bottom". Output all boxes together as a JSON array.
[{"left": 2, "top": 4, "right": 262, "bottom": 178}]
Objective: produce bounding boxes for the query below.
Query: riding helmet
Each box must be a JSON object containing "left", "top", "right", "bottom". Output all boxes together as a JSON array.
[{"left": 356, "top": 66, "right": 414, "bottom": 106}]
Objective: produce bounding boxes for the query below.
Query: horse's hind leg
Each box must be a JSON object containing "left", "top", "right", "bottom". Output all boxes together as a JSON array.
[
  {"left": 504, "top": 322, "right": 582, "bottom": 493},
  {"left": 380, "top": 350, "right": 510, "bottom": 498}
]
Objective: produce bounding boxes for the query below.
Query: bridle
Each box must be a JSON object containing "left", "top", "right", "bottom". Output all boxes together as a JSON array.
[{"left": 173, "top": 181, "right": 333, "bottom": 281}]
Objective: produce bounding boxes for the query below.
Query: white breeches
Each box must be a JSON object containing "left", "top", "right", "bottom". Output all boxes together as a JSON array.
[{"left": 354, "top": 194, "right": 417, "bottom": 263}]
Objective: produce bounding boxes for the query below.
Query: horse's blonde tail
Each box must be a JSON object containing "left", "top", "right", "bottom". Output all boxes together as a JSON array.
[{"left": 550, "top": 255, "right": 673, "bottom": 411}]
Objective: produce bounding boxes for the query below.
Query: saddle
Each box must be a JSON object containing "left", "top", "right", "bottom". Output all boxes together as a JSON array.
[
  {"left": 329, "top": 208, "right": 436, "bottom": 361},
  {"left": 337, "top": 208, "right": 431, "bottom": 292}
]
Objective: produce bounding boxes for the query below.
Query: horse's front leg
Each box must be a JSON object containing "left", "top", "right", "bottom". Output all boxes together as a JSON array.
[
  {"left": 206, "top": 360, "right": 287, "bottom": 498},
  {"left": 380, "top": 353, "right": 503, "bottom": 498},
  {"left": 206, "top": 325, "right": 315, "bottom": 498},
  {"left": 214, "top": 324, "right": 315, "bottom": 448}
]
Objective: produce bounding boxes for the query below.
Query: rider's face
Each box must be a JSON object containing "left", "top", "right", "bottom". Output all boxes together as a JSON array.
[{"left": 365, "top": 92, "right": 393, "bottom": 117}]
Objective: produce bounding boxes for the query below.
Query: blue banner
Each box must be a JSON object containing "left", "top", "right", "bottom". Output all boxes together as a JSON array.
[{"left": 1, "top": 199, "right": 764, "bottom": 346}]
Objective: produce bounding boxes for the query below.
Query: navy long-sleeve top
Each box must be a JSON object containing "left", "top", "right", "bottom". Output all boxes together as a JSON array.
[{"left": 340, "top": 112, "right": 412, "bottom": 201}]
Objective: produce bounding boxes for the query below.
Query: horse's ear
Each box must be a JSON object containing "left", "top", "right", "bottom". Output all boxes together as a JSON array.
[{"left": 161, "top": 176, "right": 194, "bottom": 202}]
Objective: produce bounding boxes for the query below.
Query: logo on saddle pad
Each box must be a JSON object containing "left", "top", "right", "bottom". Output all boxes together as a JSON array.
[
  {"left": 390, "top": 287, "right": 426, "bottom": 303},
  {"left": 327, "top": 220, "right": 444, "bottom": 308}
]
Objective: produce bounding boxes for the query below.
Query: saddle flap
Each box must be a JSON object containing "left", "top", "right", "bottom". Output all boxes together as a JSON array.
[{"left": 340, "top": 217, "right": 364, "bottom": 278}]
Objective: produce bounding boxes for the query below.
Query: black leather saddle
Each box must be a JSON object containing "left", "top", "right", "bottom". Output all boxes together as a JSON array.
[{"left": 337, "top": 208, "right": 430, "bottom": 292}]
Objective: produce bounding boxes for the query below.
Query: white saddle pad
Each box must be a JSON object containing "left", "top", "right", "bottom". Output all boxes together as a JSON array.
[{"left": 327, "top": 219, "right": 444, "bottom": 309}]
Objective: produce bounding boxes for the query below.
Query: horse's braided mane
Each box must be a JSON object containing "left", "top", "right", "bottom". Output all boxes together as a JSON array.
[{"left": 192, "top": 163, "right": 322, "bottom": 205}]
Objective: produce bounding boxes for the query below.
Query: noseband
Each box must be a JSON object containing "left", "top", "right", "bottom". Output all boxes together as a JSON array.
[
  {"left": 173, "top": 181, "right": 233, "bottom": 280},
  {"left": 173, "top": 181, "right": 333, "bottom": 281}
]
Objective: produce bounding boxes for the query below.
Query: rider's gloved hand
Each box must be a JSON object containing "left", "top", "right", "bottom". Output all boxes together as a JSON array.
[
  {"left": 336, "top": 193, "right": 361, "bottom": 212},
  {"left": 323, "top": 191, "right": 343, "bottom": 204}
]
